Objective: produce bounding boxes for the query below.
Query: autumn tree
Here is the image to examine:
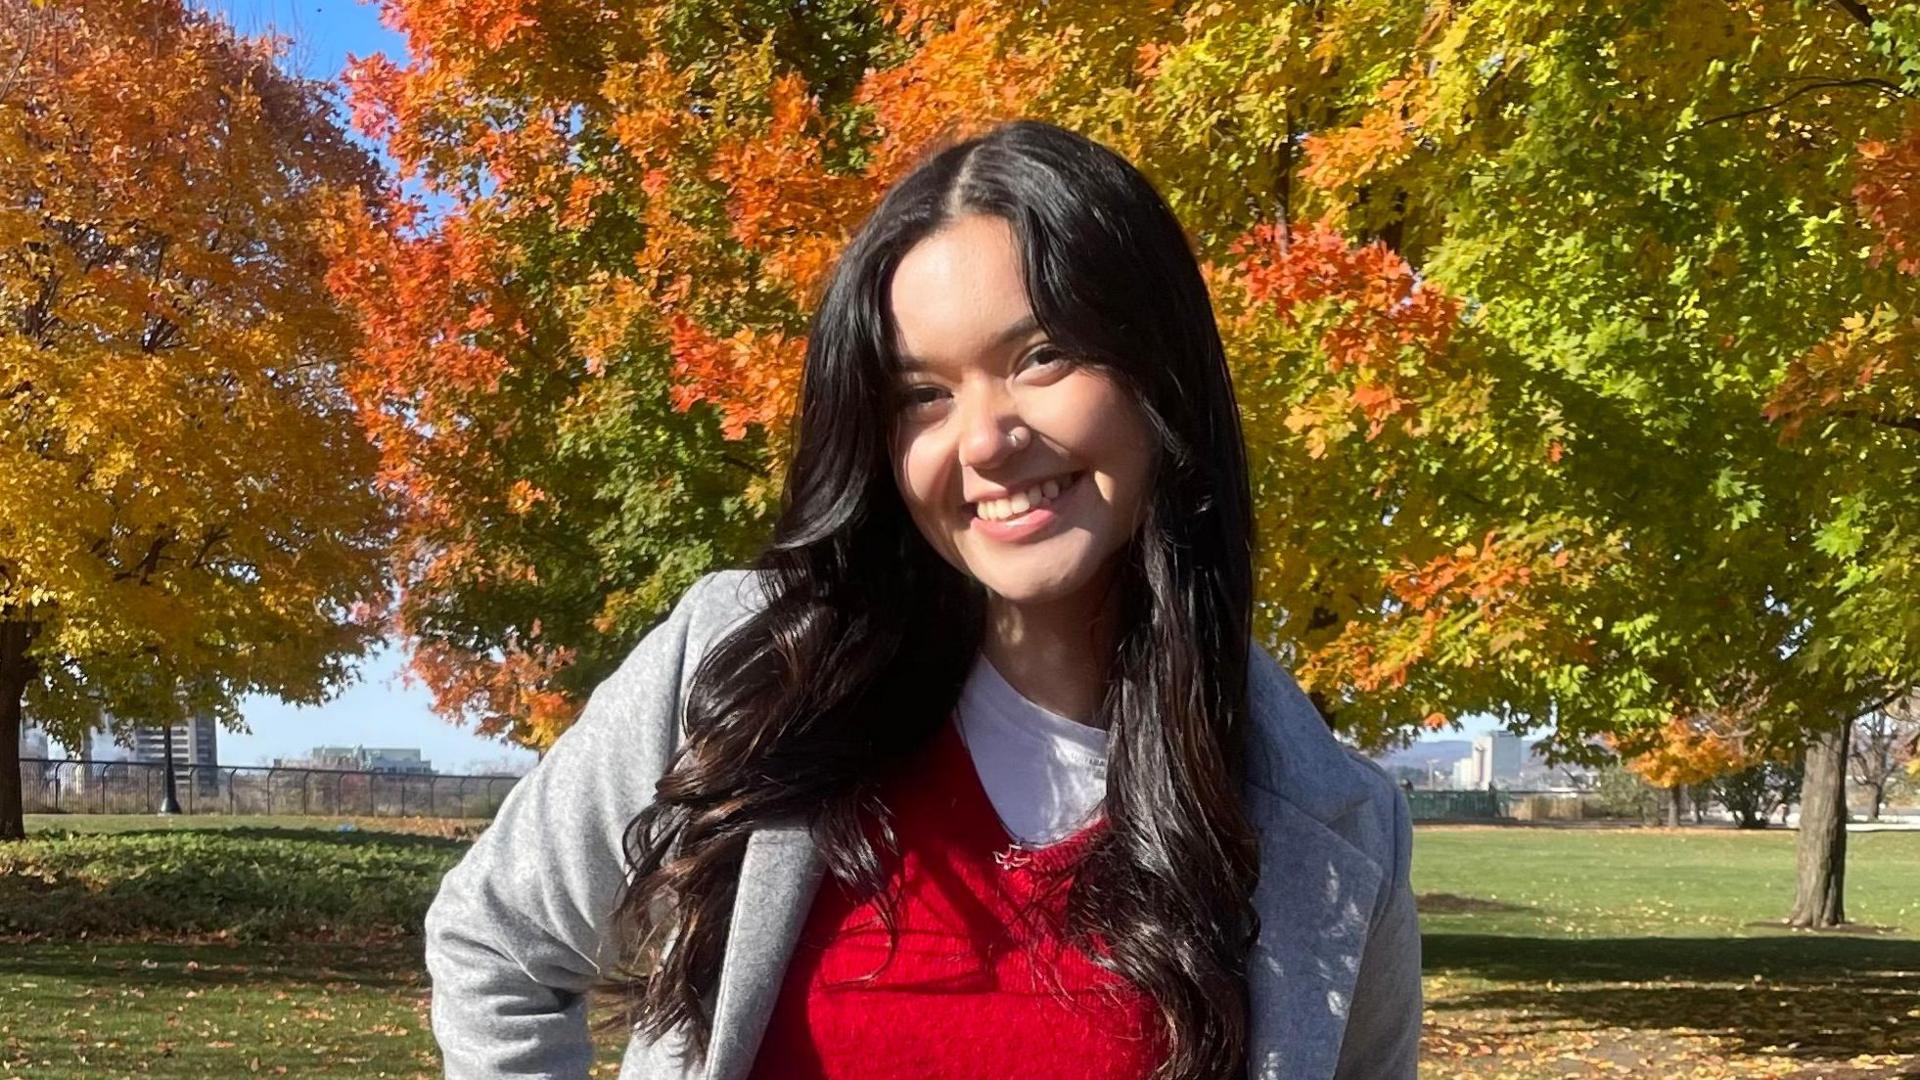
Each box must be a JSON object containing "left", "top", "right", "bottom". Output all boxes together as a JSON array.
[
  {"left": 1248, "top": 0, "right": 1920, "bottom": 927},
  {"left": 328, "top": 0, "right": 1075, "bottom": 748},
  {"left": 1616, "top": 715, "right": 1755, "bottom": 827},
  {"left": 341, "top": 0, "right": 1917, "bottom": 925},
  {"left": 0, "top": 0, "right": 391, "bottom": 839}
]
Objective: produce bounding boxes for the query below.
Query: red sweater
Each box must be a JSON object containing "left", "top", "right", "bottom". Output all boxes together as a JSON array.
[{"left": 746, "top": 715, "right": 1165, "bottom": 1080}]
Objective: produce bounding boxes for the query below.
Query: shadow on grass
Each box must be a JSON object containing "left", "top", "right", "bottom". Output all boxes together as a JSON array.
[
  {"left": 30, "top": 824, "right": 470, "bottom": 852},
  {"left": 7, "top": 939, "right": 426, "bottom": 992},
  {"left": 1426, "top": 933, "right": 1920, "bottom": 1062}
]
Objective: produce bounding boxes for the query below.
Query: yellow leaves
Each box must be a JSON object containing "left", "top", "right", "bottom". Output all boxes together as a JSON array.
[{"left": 1, "top": 0, "right": 390, "bottom": 735}]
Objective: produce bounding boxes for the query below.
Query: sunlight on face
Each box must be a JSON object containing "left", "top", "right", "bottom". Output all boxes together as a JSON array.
[{"left": 887, "top": 214, "right": 1153, "bottom": 607}]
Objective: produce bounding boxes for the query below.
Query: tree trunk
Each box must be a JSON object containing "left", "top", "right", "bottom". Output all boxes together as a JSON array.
[
  {"left": 1865, "top": 781, "right": 1884, "bottom": 824},
  {"left": 1665, "top": 784, "right": 1686, "bottom": 827},
  {"left": 1788, "top": 725, "right": 1850, "bottom": 928},
  {"left": 0, "top": 619, "right": 37, "bottom": 842}
]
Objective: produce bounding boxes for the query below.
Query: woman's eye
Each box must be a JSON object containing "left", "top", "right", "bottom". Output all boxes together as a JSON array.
[
  {"left": 896, "top": 384, "right": 946, "bottom": 412},
  {"left": 1022, "top": 346, "right": 1073, "bottom": 373}
]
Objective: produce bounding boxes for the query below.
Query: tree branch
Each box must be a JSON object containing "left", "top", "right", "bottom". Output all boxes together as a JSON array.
[
  {"left": 1685, "top": 77, "right": 1912, "bottom": 136},
  {"left": 187, "top": 525, "right": 231, "bottom": 571},
  {"left": 1824, "top": 408, "right": 1920, "bottom": 434},
  {"left": 111, "top": 533, "right": 176, "bottom": 586}
]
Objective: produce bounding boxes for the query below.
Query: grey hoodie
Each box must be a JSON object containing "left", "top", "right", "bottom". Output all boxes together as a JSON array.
[{"left": 425, "top": 569, "right": 1422, "bottom": 1079}]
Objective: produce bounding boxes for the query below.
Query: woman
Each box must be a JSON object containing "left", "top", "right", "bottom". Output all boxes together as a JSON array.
[{"left": 425, "top": 119, "right": 1421, "bottom": 1080}]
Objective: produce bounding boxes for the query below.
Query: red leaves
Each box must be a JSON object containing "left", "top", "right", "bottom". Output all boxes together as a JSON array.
[
  {"left": 1233, "top": 222, "right": 1459, "bottom": 364},
  {"left": 1856, "top": 131, "right": 1920, "bottom": 278},
  {"left": 1228, "top": 221, "right": 1464, "bottom": 448}
]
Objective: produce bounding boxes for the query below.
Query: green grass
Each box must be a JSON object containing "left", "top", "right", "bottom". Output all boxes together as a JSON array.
[
  {"left": 21, "top": 813, "right": 484, "bottom": 837},
  {"left": 1, "top": 942, "right": 435, "bottom": 1078},
  {"left": 3, "top": 816, "right": 1918, "bottom": 1078},
  {"left": 3, "top": 819, "right": 464, "bottom": 940},
  {"left": 1412, "top": 826, "right": 1920, "bottom": 939},
  {"left": 1412, "top": 826, "right": 1920, "bottom": 1078}
]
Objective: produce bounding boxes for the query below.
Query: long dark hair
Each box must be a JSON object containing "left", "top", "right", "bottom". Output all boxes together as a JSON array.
[{"left": 605, "top": 119, "right": 1260, "bottom": 1079}]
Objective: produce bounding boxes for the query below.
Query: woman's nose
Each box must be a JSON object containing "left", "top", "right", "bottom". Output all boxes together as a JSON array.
[{"left": 955, "top": 387, "right": 1025, "bottom": 470}]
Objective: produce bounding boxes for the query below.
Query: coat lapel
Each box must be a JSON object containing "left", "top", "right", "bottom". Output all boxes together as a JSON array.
[
  {"left": 701, "top": 820, "right": 826, "bottom": 1080},
  {"left": 1241, "top": 784, "right": 1383, "bottom": 1080}
]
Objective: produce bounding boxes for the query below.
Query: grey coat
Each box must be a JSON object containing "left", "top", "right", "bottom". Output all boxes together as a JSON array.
[{"left": 425, "top": 569, "right": 1422, "bottom": 1079}]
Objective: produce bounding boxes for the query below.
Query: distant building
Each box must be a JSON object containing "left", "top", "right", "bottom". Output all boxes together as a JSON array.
[
  {"left": 127, "top": 714, "right": 219, "bottom": 771},
  {"left": 26, "top": 714, "right": 217, "bottom": 768},
  {"left": 277, "top": 745, "right": 434, "bottom": 775},
  {"left": 18, "top": 721, "right": 48, "bottom": 761},
  {"left": 31, "top": 713, "right": 222, "bottom": 797},
  {"left": 1452, "top": 732, "right": 1528, "bottom": 789}
]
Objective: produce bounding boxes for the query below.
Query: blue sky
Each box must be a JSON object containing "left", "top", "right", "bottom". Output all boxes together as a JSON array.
[
  {"left": 187, "top": 0, "right": 1503, "bottom": 773},
  {"left": 191, "top": 0, "right": 539, "bottom": 773}
]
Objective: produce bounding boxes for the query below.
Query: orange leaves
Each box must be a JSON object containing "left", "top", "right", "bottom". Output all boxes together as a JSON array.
[
  {"left": 854, "top": 5, "right": 1057, "bottom": 188},
  {"left": 341, "top": 52, "right": 405, "bottom": 146},
  {"left": 1855, "top": 129, "right": 1920, "bottom": 278},
  {"left": 1300, "top": 524, "right": 1603, "bottom": 702},
  {"left": 706, "top": 71, "right": 866, "bottom": 303},
  {"left": 409, "top": 635, "right": 582, "bottom": 750},
  {"left": 1229, "top": 221, "right": 1465, "bottom": 453},
  {"left": 1763, "top": 124, "right": 1920, "bottom": 440},
  {"left": 1134, "top": 40, "right": 1172, "bottom": 80},
  {"left": 1394, "top": 531, "right": 1540, "bottom": 616},
  {"left": 602, "top": 54, "right": 696, "bottom": 173},
  {"left": 1612, "top": 714, "right": 1754, "bottom": 789},
  {"left": 665, "top": 314, "right": 804, "bottom": 443},
  {"left": 504, "top": 479, "right": 547, "bottom": 515},
  {"left": 1762, "top": 305, "right": 1917, "bottom": 439},
  {"left": 1233, "top": 223, "right": 1459, "bottom": 361},
  {"left": 1300, "top": 73, "right": 1432, "bottom": 198}
]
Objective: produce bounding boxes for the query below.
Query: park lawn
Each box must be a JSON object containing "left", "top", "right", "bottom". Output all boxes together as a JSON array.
[
  {"left": 2, "top": 941, "right": 436, "bottom": 1077},
  {"left": 17, "top": 812, "right": 485, "bottom": 838},
  {"left": 1413, "top": 826, "right": 1920, "bottom": 1078},
  {"left": 3, "top": 815, "right": 1917, "bottom": 1078}
]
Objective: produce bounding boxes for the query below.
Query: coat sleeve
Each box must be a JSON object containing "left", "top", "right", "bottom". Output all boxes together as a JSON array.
[
  {"left": 424, "top": 571, "right": 732, "bottom": 1079},
  {"left": 1332, "top": 781, "right": 1423, "bottom": 1079}
]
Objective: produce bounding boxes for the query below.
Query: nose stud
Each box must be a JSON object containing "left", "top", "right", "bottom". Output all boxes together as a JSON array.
[{"left": 1005, "top": 426, "right": 1030, "bottom": 449}]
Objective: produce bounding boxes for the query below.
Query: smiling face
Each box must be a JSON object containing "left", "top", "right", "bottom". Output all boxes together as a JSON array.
[{"left": 887, "top": 213, "right": 1155, "bottom": 608}]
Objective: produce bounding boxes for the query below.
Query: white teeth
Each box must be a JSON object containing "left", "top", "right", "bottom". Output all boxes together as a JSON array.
[{"left": 974, "top": 473, "right": 1074, "bottom": 522}]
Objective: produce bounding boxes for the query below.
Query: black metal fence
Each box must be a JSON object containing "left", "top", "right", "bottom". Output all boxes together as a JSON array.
[
  {"left": 1406, "top": 788, "right": 1594, "bottom": 822},
  {"left": 18, "top": 758, "right": 522, "bottom": 819}
]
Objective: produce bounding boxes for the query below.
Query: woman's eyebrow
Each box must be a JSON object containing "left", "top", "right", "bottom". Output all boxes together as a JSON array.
[{"left": 896, "top": 313, "right": 1042, "bottom": 371}]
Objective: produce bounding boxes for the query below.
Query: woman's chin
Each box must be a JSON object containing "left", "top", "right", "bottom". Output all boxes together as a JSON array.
[{"left": 963, "top": 550, "right": 1117, "bottom": 608}]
